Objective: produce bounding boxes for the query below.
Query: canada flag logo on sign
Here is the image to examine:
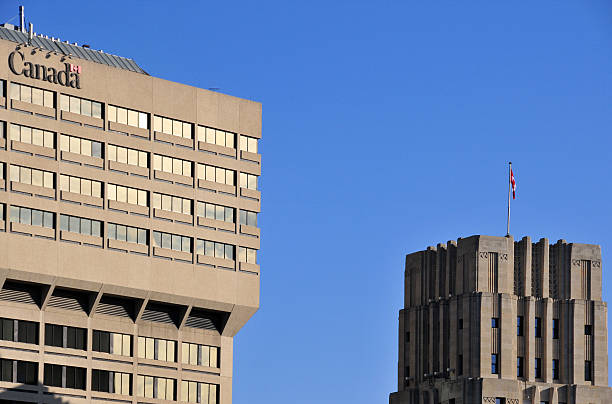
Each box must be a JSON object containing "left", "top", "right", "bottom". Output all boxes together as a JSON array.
[{"left": 69, "top": 64, "right": 82, "bottom": 74}]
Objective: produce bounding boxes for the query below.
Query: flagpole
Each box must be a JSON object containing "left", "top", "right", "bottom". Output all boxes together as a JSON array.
[{"left": 507, "top": 161, "right": 512, "bottom": 236}]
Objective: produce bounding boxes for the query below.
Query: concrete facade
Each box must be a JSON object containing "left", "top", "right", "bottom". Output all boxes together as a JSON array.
[
  {"left": 0, "top": 20, "right": 261, "bottom": 404},
  {"left": 389, "top": 235, "right": 612, "bottom": 404}
]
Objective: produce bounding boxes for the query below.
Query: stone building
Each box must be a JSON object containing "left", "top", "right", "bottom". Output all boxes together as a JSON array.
[
  {"left": 0, "top": 9, "right": 261, "bottom": 404},
  {"left": 389, "top": 235, "right": 612, "bottom": 404}
]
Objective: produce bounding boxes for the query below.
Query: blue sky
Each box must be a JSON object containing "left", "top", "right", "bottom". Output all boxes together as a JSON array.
[{"left": 3, "top": 1, "right": 612, "bottom": 403}]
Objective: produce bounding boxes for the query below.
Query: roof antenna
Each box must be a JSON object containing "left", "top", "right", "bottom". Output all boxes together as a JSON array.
[
  {"left": 19, "top": 6, "right": 25, "bottom": 33},
  {"left": 28, "top": 23, "right": 33, "bottom": 45}
]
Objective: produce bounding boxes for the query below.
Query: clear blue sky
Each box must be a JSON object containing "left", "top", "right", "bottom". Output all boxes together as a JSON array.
[{"left": 3, "top": 1, "right": 612, "bottom": 402}]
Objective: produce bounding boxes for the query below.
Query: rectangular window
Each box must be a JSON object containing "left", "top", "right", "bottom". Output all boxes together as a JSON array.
[
  {"left": 153, "top": 115, "right": 193, "bottom": 139},
  {"left": 535, "top": 357, "right": 542, "bottom": 378},
  {"left": 9, "top": 206, "right": 54, "bottom": 228},
  {"left": 108, "top": 223, "right": 147, "bottom": 246},
  {"left": 197, "top": 201, "right": 234, "bottom": 223},
  {"left": 585, "top": 324, "right": 593, "bottom": 335},
  {"left": 181, "top": 342, "right": 219, "bottom": 368},
  {"left": 517, "top": 316, "right": 524, "bottom": 336},
  {"left": 239, "top": 135, "right": 258, "bottom": 153},
  {"left": 238, "top": 246, "right": 257, "bottom": 264},
  {"left": 137, "top": 375, "right": 175, "bottom": 400},
  {"left": 92, "top": 369, "right": 132, "bottom": 395},
  {"left": 197, "top": 125, "right": 235, "bottom": 148},
  {"left": 457, "top": 354, "right": 463, "bottom": 375},
  {"left": 59, "top": 174, "right": 102, "bottom": 198},
  {"left": 137, "top": 336, "right": 176, "bottom": 362},
  {"left": 153, "top": 192, "right": 192, "bottom": 215},
  {"left": 585, "top": 360, "right": 592, "bottom": 381},
  {"left": 517, "top": 356, "right": 524, "bottom": 378},
  {"left": 9, "top": 123, "right": 54, "bottom": 148},
  {"left": 10, "top": 82, "right": 54, "bottom": 107},
  {"left": 495, "top": 399, "right": 505, "bottom": 404},
  {"left": 10, "top": 165, "right": 54, "bottom": 189},
  {"left": 93, "top": 330, "right": 132, "bottom": 356},
  {"left": 108, "top": 105, "right": 148, "bottom": 129},
  {"left": 239, "top": 210, "right": 257, "bottom": 226},
  {"left": 60, "top": 94, "right": 102, "bottom": 118},
  {"left": 239, "top": 172, "right": 258, "bottom": 190},
  {"left": 107, "top": 184, "right": 148, "bottom": 207},
  {"left": 180, "top": 380, "right": 218, "bottom": 403},
  {"left": 153, "top": 154, "right": 192, "bottom": 177},
  {"left": 552, "top": 358, "right": 559, "bottom": 380},
  {"left": 553, "top": 318, "right": 559, "bottom": 339},
  {"left": 535, "top": 317, "right": 542, "bottom": 338},
  {"left": 45, "top": 324, "right": 86, "bottom": 350},
  {"left": 59, "top": 134, "right": 102, "bottom": 158},
  {"left": 491, "top": 354, "right": 498, "bottom": 374},
  {"left": 196, "top": 239, "right": 234, "bottom": 260},
  {"left": 491, "top": 317, "right": 499, "bottom": 328},
  {"left": 44, "top": 364, "right": 86, "bottom": 389},
  {"left": 197, "top": 163, "right": 235, "bottom": 186},
  {"left": 108, "top": 144, "right": 148, "bottom": 168},
  {"left": 152, "top": 231, "right": 192, "bottom": 253},
  {"left": 1, "top": 359, "right": 38, "bottom": 385},
  {"left": 0, "top": 318, "right": 38, "bottom": 344},
  {"left": 59, "top": 214, "right": 101, "bottom": 237}
]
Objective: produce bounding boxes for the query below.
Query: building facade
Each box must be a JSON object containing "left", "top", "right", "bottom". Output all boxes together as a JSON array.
[
  {"left": 389, "top": 235, "right": 612, "bottom": 404},
  {"left": 0, "top": 16, "right": 261, "bottom": 404}
]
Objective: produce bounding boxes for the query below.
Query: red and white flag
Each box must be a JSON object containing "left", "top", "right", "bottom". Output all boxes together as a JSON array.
[{"left": 510, "top": 169, "right": 516, "bottom": 199}]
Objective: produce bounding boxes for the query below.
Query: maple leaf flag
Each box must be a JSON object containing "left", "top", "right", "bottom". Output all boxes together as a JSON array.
[{"left": 510, "top": 169, "right": 516, "bottom": 199}]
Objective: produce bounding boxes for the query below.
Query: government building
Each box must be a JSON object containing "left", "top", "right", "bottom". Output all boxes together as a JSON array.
[
  {"left": 389, "top": 235, "right": 612, "bottom": 404},
  {"left": 0, "top": 8, "right": 261, "bottom": 404}
]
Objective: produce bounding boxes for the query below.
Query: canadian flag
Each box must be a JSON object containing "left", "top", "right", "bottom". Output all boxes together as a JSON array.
[{"left": 510, "top": 169, "right": 516, "bottom": 199}]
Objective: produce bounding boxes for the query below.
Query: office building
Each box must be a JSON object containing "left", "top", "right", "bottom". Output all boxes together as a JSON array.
[
  {"left": 0, "top": 9, "right": 261, "bottom": 404},
  {"left": 389, "top": 235, "right": 612, "bottom": 404}
]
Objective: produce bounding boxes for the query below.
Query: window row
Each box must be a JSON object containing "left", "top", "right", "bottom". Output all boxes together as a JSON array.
[
  {"left": 137, "top": 375, "right": 175, "bottom": 400},
  {"left": 154, "top": 115, "right": 192, "bottom": 139},
  {"left": 0, "top": 317, "right": 38, "bottom": 344},
  {"left": 108, "top": 183, "right": 148, "bottom": 206},
  {"left": 108, "top": 144, "right": 148, "bottom": 168},
  {"left": 59, "top": 174, "right": 103, "bottom": 197},
  {"left": 93, "top": 330, "right": 132, "bottom": 356},
  {"left": 60, "top": 93, "right": 103, "bottom": 119},
  {"left": 10, "top": 82, "right": 54, "bottom": 108},
  {"left": 153, "top": 154, "right": 192, "bottom": 177},
  {"left": 0, "top": 359, "right": 37, "bottom": 385},
  {"left": 59, "top": 214, "right": 102, "bottom": 237},
  {"left": 197, "top": 125, "right": 234, "bottom": 148},
  {"left": 108, "top": 223, "right": 148, "bottom": 245},
  {"left": 196, "top": 239, "right": 235, "bottom": 260},
  {"left": 181, "top": 342, "right": 219, "bottom": 368},
  {"left": 10, "top": 165, "right": 54, "bottom": 188},
  {"left": 153, "top": 192, "right": 192, "bottom": 215},
  {"left": 10, "top": 123, "right": 54, "bottom": 148},
  {"left": 108, "top": 105, "right": 148, "bottom": 129},
  {"left": 59, "top": 133, "right": 103, "bottom": 158},
  {"left": 9, "top": 206, "right": 54, "bottom": 228},
  {"left": 197, "top": 163, "right": 234, "bottom": 186},
  {"left": 92, "top": 369, "right": 132, "bottom": 395},
  {"left": 45, "top": 324, "right": 87, "bottom": 350},
  {"left": 137, "top": 336, "right": 175, "bottom": 362},
  {"left": 181, "top": 380, "right": 219, "bottom": 404}
]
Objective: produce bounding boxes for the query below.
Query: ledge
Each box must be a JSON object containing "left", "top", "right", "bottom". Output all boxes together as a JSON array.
[
  {"left": 153, "top": 247, "right": 192, "bottom": 262},
  {"left": 197, "top": 216, "right": 235, "bottom": 232},
  {"left": 154, "top": 170, "right": 193, "bottom": 186},
  {"left": 11, "top": 99, "right": 55, "bottom": 117},
  {"left": 155, "top": 131, "right": 193, "bottom": 148},
  {"left": 11, "top": 140, "right": 56, "bottom": 158},
  {"left": 60, "top": 190, "right": 103, "bottom": 207},
  {"left": 60, "top": 230, "right": 103, "bottom": 247},
  {"left": 11, "top": 221, "right": 55, "bottom": 238},
  {"left": 197, "top": 179, "right": 236, "bottom": 195},
  {"left": 11, "top": 181, "right": 55, "bottom": 199},
  {"left": 240, "top": 187, "right": 260, "bottom": 201},
  {"left": 61, "top": 110, "right": 104, "bottom": 128},
  {"left": 198, "top": 141, "right": 237, "bottom": 158},
  {"left": 239, "top": 261, "right": 260, "bottom": 274},
  {"left": 240, "top": 150, "right": 261, "bottom": 164},
  {"left": 90, "top": 391, "right": 132, "bottom": 402},
  {"left": 108, "top": 200, "right": 149, "bottom": 216},
  {"left": 109, "top": 160, "right": 149, "bottom": 177},
  {"left": 109, "top": 121, "right": 150, "bottom": 139},
  {"left": 61, "top": 151, "right": 104, "bottom": 168},
  {"left": 181, "top": 363, "right": 221, "bottom": 375},
  {"left": 108, "top": 238, "right": 149, "bottom": 254},
  {"left": 153, "top": 208, "right": 192, "bottom": 224},
  {"left": 197, "top": 254, "right": 235, "bottom": 270},
  {"left": 240, "top": 224, "right": 260, "bottom": 238}
]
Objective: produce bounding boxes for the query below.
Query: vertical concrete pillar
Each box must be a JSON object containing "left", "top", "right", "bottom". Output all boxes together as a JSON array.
[
  {"left": 543, "top": 298, "right": 553, "bottom": 383},
  {"left": 449, "top": 297, "right": 457, "bottom": 376},
  {"left": 570, "top": 300, "right": 586, "bottom": 385},
  {"left": 593, "top": 302, "right": 608, "bottom": 386},
  {"left": 480, "top": 293, "right": 493, "bottom": 377},
  {"left": 500, "top": 294, "right": 517, "bottom": 379},
  {"left": 535, "top": 238, "right": 550, "bottom": 298},
  {"left": 220, "top": 335, "right": 233, "bottom": 404},
  {"left": 517, "top": 236, "right": 532, "bottom": 297},
  {"left": 398, "top": 309, "right": 405, "bottom": 390},
  {"left": 525, "top": 297, "right": 536, "bottom": 381}
]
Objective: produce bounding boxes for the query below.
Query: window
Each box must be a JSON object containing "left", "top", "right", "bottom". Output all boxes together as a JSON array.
[
  {"left": 180, "top": 380, "right": 218, "bottom": 403},
  {"left": 153, "top": 154, "right": 192, "bottom": 177},
  {"left": 197, "top": 163, "right": 235, "bottom": 186},
  {"left": 238, "top": 247, "right": 257, "bottom": 264},
  {"left": 9, "top": 123, "right": 54, "bottom": 148},
  {"left": 491, "top": 354, "right": 498, "bottom": 374},
  {"left": 137, "top": 336, "right": 176, "bottom": 362},
  {"left": 44, "top": 364, "right": 86, "bottom": 389},
  {"left": 491, "top": 317, "right": 499, "bottom": 328},
  {"left": 239, "top": 135, "right": 258, "bottom": 153},
  {"left": 108, "top": 105, "right": 148, "bottom": 129},
  {"left": 9, "top": 206, "right": 54, "bottom": 228},
  {"left": 153, "top": 115, "right": 192, "bottom": 139},
  {"left": 197, "top": 201, "right": 234, "bottom": 223},
  {"left": 457, "top": 355, "right": 463, "bottom": 375},
  {"left": 181, "top": 342, "right": 219, "bottom": 368},
  {"left": 585, "top": 360, "right": 592, "bottom": 381},
  {"left": 0, "top": 163, "right": 3, "bottom": 180},
  {"left": 59, "top": 174, "right": 102, "bottom": 198},
  {"left": 239, "top": 172, "right": 258, "bottom": 190},
  {"left": 517, "top": 316, "right": 524, "bottom": 336},
  {"left": 153, "top": 193, "right": 192, "bottom": 215},
  {"left": 197, "top": 125, "right": 235, "bottom": 148},
  {"left": 196, "top": 239, "right": 235, "bottom": 260},
  {"left": 1, "top": 359, "right": 37, "bottom": 385},
  {"left": 92, "top": 369, "right": 131, "bottom": 395},
  {"left": 405, "top": 332, "right": 410, "bottom": 343},
  {"left": 239, "top": 210, "right": 257, "bottom": 226},
  {"left": 517, "top": 356, "right": 524, "bottom": 378},
  {"left": 136, "top": 375, "right": 175, "bottom": 400},
  {"left": 59, "top": 94, "right": 102, "bottom": 118},
  {"left": 59, "top": 214, "right": 102, "bottom": 237},
  {"left": 10, "top": 165, "right": 54, "bottom": 188},
  {"left": 495, "top": 399, "right": 505, "bottom": 404},
  {"left": 108, "top": 223, "right": 147, "bottom": 245},
  {"left": 535, "top": 317, "right": 542, "bottom": 338},
  {"left": 0, "top": 318, "right": 38, "bottom": 344},
  {"left": 585, "top": 324, "right": 593, "bottom": 335},
  {"left": 152, "top": 231, "right": 192, "bottom": 253},
  {"left": 107, "top": 184, "right": 148, "bottom": 207},
  {"left": 10, "top": 82, "right": 54, "bottom": 107},
  {"left": 0, "top": 203, "right": 3, "bottom": 222},
  {"left": 108, "top": 144, "right": 148, "bottom": 168},
  {"left": 553, "top": 318, "right": 559, "bottom": 339},
  {"left": 458, "top": 319, "right": 463, "bottom": 330},
  {"left": 45, "top": 324, "right": 86, "bottom": 350},
  {"left": 59, "top": 134, "right": 102, "bottom": 158},
  {"left": 552, "top": 358, "right": 559, "bottom": 380},
  {"left": 535, "top": 357, "right": 542, "bottom": 378},
  {"left": 93, "top": 330, "right": 132, "bottom": 356}
]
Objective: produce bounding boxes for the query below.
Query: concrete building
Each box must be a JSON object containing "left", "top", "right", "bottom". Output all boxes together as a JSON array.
[
  {"left": 389, "top": 235, "right": 612, "bottom": 404},
  {"left": 0, "top": 10, "right": 261, "bottom": 404}
]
